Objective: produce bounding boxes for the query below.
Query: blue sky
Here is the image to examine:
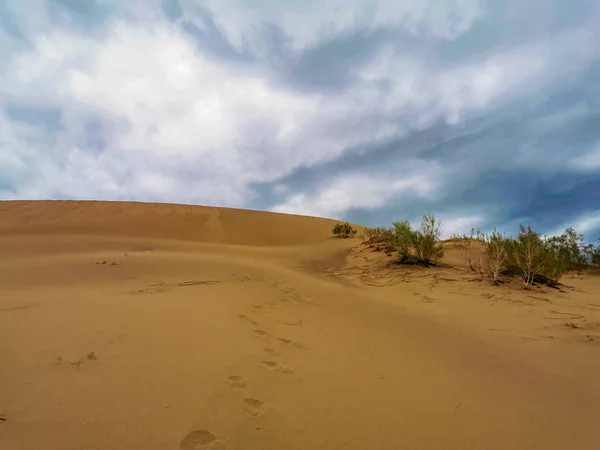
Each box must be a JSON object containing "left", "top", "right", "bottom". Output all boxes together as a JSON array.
[{"left": 1, "top": 0, "right": 599, "bottom": 239}]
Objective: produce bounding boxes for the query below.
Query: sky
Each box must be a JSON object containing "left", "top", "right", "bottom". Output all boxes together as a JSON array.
[{"left": 1, "top": 0, "right": 599, "bottom": 240}]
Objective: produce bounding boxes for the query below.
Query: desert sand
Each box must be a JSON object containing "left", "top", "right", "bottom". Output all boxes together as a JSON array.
[{"left": 1, "top": 200, "right": 599, "bottom": 449}]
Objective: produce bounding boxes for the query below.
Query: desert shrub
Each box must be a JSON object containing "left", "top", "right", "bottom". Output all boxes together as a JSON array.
[
  {"left": 506, "top": 225, "right": 548, "bottom": 289},
  {"left": 364, "top": 226, "right": 393, "bottom": 242},
  {"left": 390, "top": 220, "right": 413, "bottom": 260},
  {"left": 388, "top": 215, "right": 444, "bottom": 265},
  {"left": 498, "top": 225, "right": 576, "bottom": 288},
  {"left": 484, "top": 229, "right": 508, "bottom": 284},
  {"left": 332, "top": 222, "right": 357, "bottom": 238},
  {"left": 414, "top": 214, "right": 445, "bottom": 263},
  {"left": 583, "top": 239, "right": 600, "bottom": 265},
  {"left": 545, "top": 227, "right": 587, "bottom": 270},
  {"left": 590, "top": 244, "right": 600, "bottom": 265},
  {"left": 540, "top": 247, "right": 569, "bottom": 284}
]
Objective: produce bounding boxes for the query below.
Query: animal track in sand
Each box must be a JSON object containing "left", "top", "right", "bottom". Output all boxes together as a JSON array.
[
  {"left": 241, "top": 398, "right": 271, "bottom": 417},
  {"left": 260, "top": 360, "right": 295, "bottom": 374},
  {"left": 225, "top": 375, "right": 247, "bottom": 388},
  {"left": 178, "top": 429, "right": 225, "bottom": 449},
  {"left": 262, "top": 348, "right": 278, "bottom": 355}
]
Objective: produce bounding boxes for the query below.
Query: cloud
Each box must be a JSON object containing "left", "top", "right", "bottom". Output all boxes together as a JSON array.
[
  {"left": 193, "top": 0, "right": 484, "bottom": 53},
  {"left": 1, "top": 0, "right": 599, "bottom": 239},
  {"left": 273, "top": 165, "right": 442, "bottom": 219},
  {"left": 572, "top": 143, "right": 600, "bottom": 171}
]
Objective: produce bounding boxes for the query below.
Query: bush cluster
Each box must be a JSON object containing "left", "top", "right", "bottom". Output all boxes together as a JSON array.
[
  {"left": 464, "top": 225, "right": 599, "bottom": 289},
  {"left": 360, "top": 215, "right": 445, "bottom": 266},
  {"left": 332, "top": 222, "right": 357, "bottom": 238},
  {"left": 388, "top": 215, "right": 445, "bottom": 266},
  {"left": 338, "top": 214, "right": 600, "bottom": 288}
]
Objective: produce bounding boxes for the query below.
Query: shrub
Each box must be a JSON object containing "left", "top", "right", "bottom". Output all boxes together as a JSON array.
[
  {"left": 389, "top": 215, "right": 444, "bottom": 265},
  {"left": 506, "top": 225, "right": 548, "bottom": 289},
  {"left": 332, "top": 222, "right": 357, "bottom": 238},
  {"left": 414, "top": 214, "right": 445, "bottom": 263},
  {"left": 364, "top": 226, "right": 393, "bottom": 242},
  {"left": 545, "top": 227, "right": 587, "bottom": 270},
  {"left": 390, "top": 220, "right": 413, "bottom": 260},
  {"left": 484, "top": 229, "right": 508, "bottom": 284},
  {"left": 499, "top": 225, "right": 576, "bottom": 288},
  {"left": 583, "top": 239, "right": 600, "bottom": 265}
]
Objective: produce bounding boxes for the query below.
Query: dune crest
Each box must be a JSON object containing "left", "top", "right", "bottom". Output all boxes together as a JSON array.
[{"left": 0, "top": 200, "right": 338, "bottom": 246}]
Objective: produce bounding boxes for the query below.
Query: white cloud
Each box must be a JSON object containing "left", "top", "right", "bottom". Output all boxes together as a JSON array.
[
  {"left": 0, "top": 13, "right": 506, "bottom": 205},
  {"left": 356, "top": 33, "right": 586, "bottom": 127},
  {"left": 571, "top": 144, "right": 600, "bottom": 171},
  {"left": 2, "top": 22, "right": 362, "bottom": 202},
  {"left": 548, "top": 211, "right": 600, "bottom": 239},
  {"left": 272, "top": 165, "right": 442, "bottom": 218},
  {"left": 194, "top": 0, "right": 484, "bottom": 53}
]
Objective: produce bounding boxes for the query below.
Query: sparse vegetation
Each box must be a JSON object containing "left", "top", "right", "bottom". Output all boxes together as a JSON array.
[
  {"left": 365, "top": 215, "right": 445, "bottom": 266},
  {"left": 461, "top": 225, "right": 599, "bottom": 289},
  {"left": 411, "top": 215, "right": 445, "bottom": 265},
  {"left": 583, "top": 239, "right": 600, "bottom": 265},
  {"left": 361, "top": 214, "right": 599, "bottom": 290},
  {"left": 461, "top": 228, "right": 486, "bottom": 274},
  {"left": 360, "top": 226, "right": 393, "bottom": 245},
  {"left": 484, "top": 229, "right": 507, "bottom": 284},
  {"left": 332, "top": 222, "right": 357, "bottom": 238},
  {"left": 70, "top": 357, "right": 85, "bottom": 371}
]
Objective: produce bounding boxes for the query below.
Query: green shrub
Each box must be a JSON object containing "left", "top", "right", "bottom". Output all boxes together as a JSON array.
[
  {"left": 545, "top": 227, "right": 587, "bottom": 269},
  {"left": 499, "top": 225, "right": 578, "bottom": 288},
  {"left": 390, "top": 220, "right": 413, "bottom": 260},
  {"left": 364, "top": 226, "right": 393, "bottom": 242},
  {"left": 332, "top": 222, "right": 357, "bottom": 238},
  {"left": 484, "top": 229, "right": 508, "bottom": 283},
  {"left": 414, "top": 215, "right": 445, "bottom": 263},
  {"left": 583, "top": 239, "right": 600, "bottom": 265},
  {"left": 506, "top": 225, "right": 549, "bottom": 289},
  {"left": 388, "top": 215, "right": 444, "bottom": 266}
]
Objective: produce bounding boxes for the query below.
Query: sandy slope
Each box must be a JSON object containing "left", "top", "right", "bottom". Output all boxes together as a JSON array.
[{"left": 1, "top": 200, "right": 599, "bottom": 450}]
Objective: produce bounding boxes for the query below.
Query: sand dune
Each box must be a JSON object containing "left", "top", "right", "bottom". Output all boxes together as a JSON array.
[{"left": 1, "top": 200, "right": 599, "bottom": 450}]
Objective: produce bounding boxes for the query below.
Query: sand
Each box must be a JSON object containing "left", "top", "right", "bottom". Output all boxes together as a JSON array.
[{"left": 1, "top": 200, "right": 599, "bottom": 449}]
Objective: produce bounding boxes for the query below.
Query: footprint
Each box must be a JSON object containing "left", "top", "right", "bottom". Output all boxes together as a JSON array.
[
  {"left": 277, "top": 337, "right": 304, "bottom": 348},
  {"left": 241, "top": 398, "right": 270, "bottom": 417},
  {"left": 178, "top": 429, "right": 225, "bottom": 449},
  {"left": 262, "top": 348, "right": 277, "bottom": 355},
  {"left": 260, "top": 360, "right": 279, "bottom": 370},
  {"left": 225, "top": 375, "right": 247, "bottom": 388},
  {"left": 259, "top": 361, "right": 295, "bottom": 374},
  {"left": 253, "top": 330, "right": 269, "bottom": 337},
  {"left": 238, "top": 315, "right": 259, "bottom": 325}
]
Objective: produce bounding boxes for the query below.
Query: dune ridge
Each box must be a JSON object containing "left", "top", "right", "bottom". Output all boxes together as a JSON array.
[{"left": 0, "top": 200, "right": 340, "bottom": 246}]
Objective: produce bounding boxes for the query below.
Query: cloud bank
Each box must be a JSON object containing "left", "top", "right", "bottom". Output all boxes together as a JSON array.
[{"left": 1, "top": 0, "right": 599, "bottom": 239}]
